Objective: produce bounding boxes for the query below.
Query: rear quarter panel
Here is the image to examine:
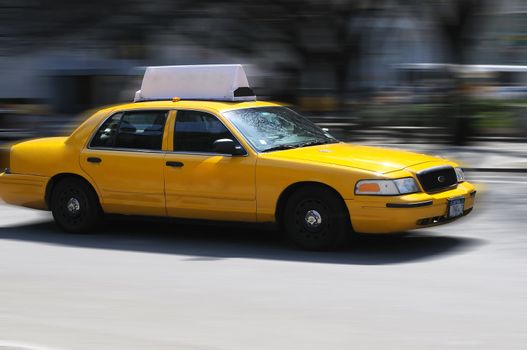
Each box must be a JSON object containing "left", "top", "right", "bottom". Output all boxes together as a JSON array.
[
  {"left": 2, "top": 137, "right": 93, "bottom": 209},
  {"left": 1, "top": 108, "right": 113, "bottom": 209},
  {"left": 10, "top": 137, "right": 79, "bottom": 176}
]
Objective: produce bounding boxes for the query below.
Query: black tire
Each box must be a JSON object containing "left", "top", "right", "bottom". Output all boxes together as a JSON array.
[
  {"left": 283, "top": 186, "right": 350, "bottom": 250},
  {"left": 50, "top": 177, "right": 103, "bottom": 233}
]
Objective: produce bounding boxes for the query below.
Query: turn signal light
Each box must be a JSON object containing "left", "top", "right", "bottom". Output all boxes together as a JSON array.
[{"left": 357, "top": 183, "right": 380, "bottom": 193}]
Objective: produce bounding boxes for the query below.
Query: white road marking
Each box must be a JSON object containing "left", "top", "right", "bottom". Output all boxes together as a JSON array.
[{"left": 0, "top": 341, "right": 62, "bottom": 350}]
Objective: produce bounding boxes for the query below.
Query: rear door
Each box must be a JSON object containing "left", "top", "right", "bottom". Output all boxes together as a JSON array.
[{"left": 80, "top": 109, "right": 169, "bottom": 216}]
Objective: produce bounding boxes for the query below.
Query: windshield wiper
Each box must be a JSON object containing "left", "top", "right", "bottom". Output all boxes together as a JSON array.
[
  {"left": 293, "top": 139, "right": 338, "bottom": 148},
  {"left": 262, "top": 139, "right": 337, "bottom": 153},
  {"left": 262, "top": 144, "right": 298, "bottom": 153}
]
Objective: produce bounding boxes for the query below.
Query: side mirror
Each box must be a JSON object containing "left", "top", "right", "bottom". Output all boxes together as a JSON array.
[{"left": 213, "top": 138, "right": 245, "bottom": 156}]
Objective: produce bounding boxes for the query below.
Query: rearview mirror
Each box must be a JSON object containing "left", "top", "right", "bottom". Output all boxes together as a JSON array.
[{"left": 213, "top": 138, "right": 245, "bottom": 156}]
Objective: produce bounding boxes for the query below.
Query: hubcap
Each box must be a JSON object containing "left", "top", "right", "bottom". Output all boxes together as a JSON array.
[
  {"left": 305, "top": 209, "right": 322, "bottom": 228},
  {"left": 66, "top": 197, "right": 81, "bottom": 215}
]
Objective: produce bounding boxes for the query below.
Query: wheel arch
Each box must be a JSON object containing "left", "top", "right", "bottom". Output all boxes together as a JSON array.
[
  {"left": 275, "top": 181, "right": 349, "bottom": 227},
  {"left": 45, "top": 173, "right": 101, "bottom": 209}
]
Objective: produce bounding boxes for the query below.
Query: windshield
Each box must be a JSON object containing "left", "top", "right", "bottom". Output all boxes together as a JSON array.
[{"left": 222, "top": 107, "right": 339, "bottom": 152}]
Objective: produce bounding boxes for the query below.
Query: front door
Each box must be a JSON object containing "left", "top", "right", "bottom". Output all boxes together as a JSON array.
[
  {"left": 80, "top": 109, "right": 169, "bottom": 216},
  {"left": 164, "top": 110, "right": 257, "bottom": 222}
]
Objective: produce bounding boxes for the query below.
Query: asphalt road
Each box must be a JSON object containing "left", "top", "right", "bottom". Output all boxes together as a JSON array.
[{"left": 1, "top": 173, "right": 526, "bottom": 350}]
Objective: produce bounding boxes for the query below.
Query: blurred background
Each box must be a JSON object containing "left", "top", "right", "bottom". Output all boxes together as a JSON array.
[{"left": 0, "top": 0, "right": 527, "bottom": 146}]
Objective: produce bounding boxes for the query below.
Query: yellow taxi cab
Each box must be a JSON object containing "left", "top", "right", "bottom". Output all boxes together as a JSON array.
[{"left": 0, "top": 65, "right": 475, "bottom": 250}]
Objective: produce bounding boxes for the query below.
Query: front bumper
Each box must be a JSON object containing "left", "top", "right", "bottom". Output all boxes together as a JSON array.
[{"left": 345, "top": 181, "right": 476, "bottom": 234}]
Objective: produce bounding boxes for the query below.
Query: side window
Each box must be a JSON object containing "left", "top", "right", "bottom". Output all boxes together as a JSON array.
[
  {"left": 91, "top": 110, "right": 168, "bottom": 150},
  {"left": 90, "top": 112, "right": 123, "bottom": 148},
  {"left": 173, "top": 110, "right": 239, "bottom": 153}
]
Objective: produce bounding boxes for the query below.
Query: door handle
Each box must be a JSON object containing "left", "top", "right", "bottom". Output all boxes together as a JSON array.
[
  {"left": 166, "top": 161, "right": 184, "bottom": 168},
  {"left": 87, "top": 157, "right": 102, "bottom": 164}
]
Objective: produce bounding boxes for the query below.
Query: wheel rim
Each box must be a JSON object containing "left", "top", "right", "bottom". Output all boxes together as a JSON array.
[
  {"left": 294, "top": 199, "right": 329, "bottom": 241},
  {"left": 304, "top": 210, "right": 322, "bottom": 229},
  {"left": 57, "top": 187, "right": 86, "bottom": 225},
  {"left": 66, "top": 198, "right": 81, "bottom": 216}
]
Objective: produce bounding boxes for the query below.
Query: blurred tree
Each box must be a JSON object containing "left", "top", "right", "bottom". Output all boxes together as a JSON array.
[
  {"left": 166, "top": 0, "right": 371, "bottom": 107},
  {"left": 424, "top": 0, "right": 490, "bottom": 145},
  {"left": 0, "top": 0, "right": 117, "bottom": 53},
  {"left": 0, "top": 1, "right": 420, "bottom": 107}
]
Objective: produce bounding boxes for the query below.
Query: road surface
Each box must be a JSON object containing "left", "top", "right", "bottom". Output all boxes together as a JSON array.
[{"left": 1, "top": 173, "right": 526, "bottom": 350}]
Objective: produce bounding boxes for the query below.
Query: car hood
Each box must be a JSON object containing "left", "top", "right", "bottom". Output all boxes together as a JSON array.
[{"left": 261, "top": 143, "right": 442, "bottom": 174}]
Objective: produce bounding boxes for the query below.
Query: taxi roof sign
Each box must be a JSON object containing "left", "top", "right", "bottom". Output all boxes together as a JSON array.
[{"left": 134, "top": 64, "right": 256, "bottom": 102}]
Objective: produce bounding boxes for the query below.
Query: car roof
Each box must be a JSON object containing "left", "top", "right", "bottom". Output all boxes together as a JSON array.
[{"left": 108, "top": 100, "right": 283, "bottom": 113}]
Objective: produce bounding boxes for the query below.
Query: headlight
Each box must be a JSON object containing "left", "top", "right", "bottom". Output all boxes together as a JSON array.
[
  {"left": 455, "top": 167, "right": 465, "bottom": 183},
  {"left": 355, "top": 177, "right": 420, "bottom": 195},
  {"left": 393, "top": 178, "right": 420, "bottom": 194}
]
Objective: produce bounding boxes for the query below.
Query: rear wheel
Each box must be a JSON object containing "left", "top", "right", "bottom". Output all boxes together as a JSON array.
[
  {"left": 50, "top": 178, "right": 103, "bottom": 233},
  {"left": 284, "top": 187, "right": 350, "bottom": 250}
]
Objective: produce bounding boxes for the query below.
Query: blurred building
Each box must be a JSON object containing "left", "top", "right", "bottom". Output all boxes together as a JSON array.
[{"left": 0, "top": 0, "right": 526, "bottom": 141}]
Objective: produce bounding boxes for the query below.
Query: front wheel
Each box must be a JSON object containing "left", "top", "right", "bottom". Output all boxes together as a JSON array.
[
  {"left": 284, "top": 187, "right": 350, "bottom": 250},
  {"left": 50, "top": 178, "right": 103, "bottom": 233}
]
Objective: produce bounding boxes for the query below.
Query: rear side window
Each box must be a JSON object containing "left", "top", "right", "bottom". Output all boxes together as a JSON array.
[
  {"left": 173, "top": 110, "right": 239, "bottom": 153},
  {"left": 90, "top": 110, "right": 168, "bottom": 150}
]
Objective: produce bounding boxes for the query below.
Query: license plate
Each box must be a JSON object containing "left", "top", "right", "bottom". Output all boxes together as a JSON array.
[{"left": 447, "top": 197, "right": 465, "bottom": 218}]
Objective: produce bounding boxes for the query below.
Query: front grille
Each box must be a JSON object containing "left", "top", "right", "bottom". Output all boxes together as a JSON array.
[{"left": 416, "top": 166, "right": 457, "bottom": 193}]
